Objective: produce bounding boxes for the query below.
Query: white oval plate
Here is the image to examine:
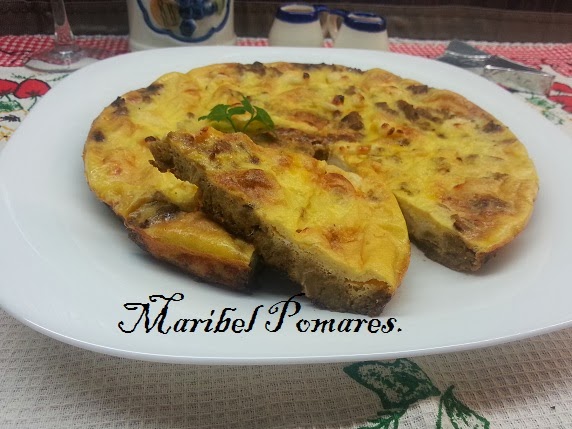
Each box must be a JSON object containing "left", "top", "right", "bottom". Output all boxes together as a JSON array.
[{"left": 1, "top": 46, "right": 571, "bottom": 364}]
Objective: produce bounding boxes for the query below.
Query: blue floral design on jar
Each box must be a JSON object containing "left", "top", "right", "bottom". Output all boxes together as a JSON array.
[{"left": 136, "top": 0, "right": 231, "bottom": 43}]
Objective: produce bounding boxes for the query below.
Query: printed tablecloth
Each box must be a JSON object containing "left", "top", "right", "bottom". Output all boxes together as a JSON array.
[{"left": 2, "top": 35, "right": 572, "bottom": 429}]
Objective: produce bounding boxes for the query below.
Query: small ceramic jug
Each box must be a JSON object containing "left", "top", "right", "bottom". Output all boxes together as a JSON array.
[
  {"left": 127, "top": 0, "right": 236, "bottom": 51},
  {"left": 268, "top": 3, "right": 328, "bottom": 47},
  {"left": 328, "top": 11, "right": 389, "bottom": 51}
]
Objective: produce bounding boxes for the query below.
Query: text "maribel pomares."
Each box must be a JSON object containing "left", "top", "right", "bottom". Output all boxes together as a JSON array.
[{"left": 118, "top": 293, "right": 401, "bottom": 335}]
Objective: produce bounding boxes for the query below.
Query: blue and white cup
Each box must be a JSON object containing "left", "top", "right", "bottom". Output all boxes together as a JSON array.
[
  {"left": 328, "top": 11, "right": 389, "bottom": 51},
  {"left": 268, "top": 3, "right": 328, "bottom": 48},
  {"left": 127, "top": 0, "right": 236, "bottom": 50},
  {"left": 268, "top": 4, "right": 389, "bottom": 51}
]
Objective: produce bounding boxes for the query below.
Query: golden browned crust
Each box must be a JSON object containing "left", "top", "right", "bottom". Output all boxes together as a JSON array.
[
  {"left": 83, "top": 75, "right": 256, "bottom": 290},
  {"left": 84, "top": 60, "right": 539, "bottom": 311},
  {"left": 127, "top": 225, "right": 255, "bottom": 288},
  {"left": 126, "top": 201, "right": 256, "bottom": 288},
  {"left": 151, "top": 128, "right": 410, "bottom": 316},
  {"left": 142, "top": 61, "right": 534, "bottom": 272}
]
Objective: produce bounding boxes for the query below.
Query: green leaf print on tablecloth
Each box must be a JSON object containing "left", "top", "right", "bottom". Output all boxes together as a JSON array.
[
  {"left": 437, "top": 386, "right": 490, "bottom": 429},
  {"left": 0, "top": 99, "right": 23, "bottom": 112},
  {"left": 344, "top": 359, "right": 490, "bottom": 429},
  {"left": 526, "top": 94, "right": 565, "bottom": 125}
]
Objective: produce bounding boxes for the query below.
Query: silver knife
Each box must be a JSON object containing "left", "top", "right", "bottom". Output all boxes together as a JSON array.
[{"left": 437, "top": 40, "right": 554, "bottom": 95}]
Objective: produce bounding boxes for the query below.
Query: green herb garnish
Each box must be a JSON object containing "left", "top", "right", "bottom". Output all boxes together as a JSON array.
[{"left": 198, "top": 96, "right": 274, "bottom": 132}]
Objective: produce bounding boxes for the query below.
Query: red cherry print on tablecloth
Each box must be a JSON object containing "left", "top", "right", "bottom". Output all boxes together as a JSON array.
[
  {"left": 548, "top": 81, "right": 572, "bottom": 114},
  {"left": 0, "top": 79, "right": 19, "bottom": 97},
  {"left": 0, "top": 79, "right": 25, "bottom": 116},
  {"left": 11, "top": 78, "right": 51, "bottom": 109},
  {"left": 13, "top": 79, "right": 51, "bottom": 99}
]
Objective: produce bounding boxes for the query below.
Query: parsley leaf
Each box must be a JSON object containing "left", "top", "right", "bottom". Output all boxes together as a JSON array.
[
  {"left": 252, "top": 107, "right": 274, "bottom": 129},
  {"left": 198, "top": 104, "right": 230, "bottom": 122},
  {"left": 199, "top": 96, "right": 274, "bottom": 133}
]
